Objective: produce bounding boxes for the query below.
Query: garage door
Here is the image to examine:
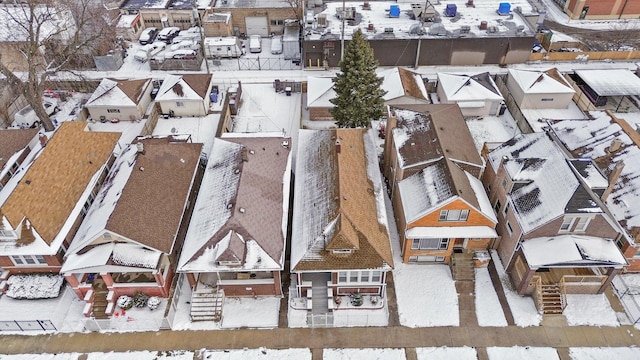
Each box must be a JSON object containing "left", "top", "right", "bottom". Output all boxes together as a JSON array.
[{"left": 245, "top": 16, "right": 268, "bottom": 36}]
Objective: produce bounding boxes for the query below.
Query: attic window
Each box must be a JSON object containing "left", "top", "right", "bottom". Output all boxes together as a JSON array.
[
  {"left": 0, "top": 229, "right": 18, "bottom": 241},
  {"left": 332, "top": 249, "right": 353, "bottom": 254},
  {"left": 217, "top": 260, "right": 241, "bottom": 266}
]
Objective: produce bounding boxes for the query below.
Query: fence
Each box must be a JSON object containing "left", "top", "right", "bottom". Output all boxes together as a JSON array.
[
  {"left": 612, "top": 276, "right": 640, "bottom": 325},
  {"left": 237, "top": 57, "right": 301, "bottom": 71},
  {"left": 494, "top": 74, "right": 534, "bottom": 133},
  {"left": 0, "top": 285, "right": 75, "bottom": 332}
]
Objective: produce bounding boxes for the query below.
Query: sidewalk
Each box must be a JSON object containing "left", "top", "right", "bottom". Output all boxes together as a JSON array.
[{"left": 2, "top": 323, "right": 640, "bottom": 355}]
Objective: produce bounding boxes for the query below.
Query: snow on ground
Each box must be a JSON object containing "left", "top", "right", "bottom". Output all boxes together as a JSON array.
[
  {"left": 232, "top": 83, "right": 300, "bottom": 137},
  {"left": 490, "top": 250, "right": 542, "bottom": 327},
  {"left": 323, "top": 348, "right": 405, "bottom": 360},
  {"left": 569, "top": 347, "right": 640, "bottom": 360},
  {"left": 171, "top": 276, "right": 280, "bottom": 331},
  {"left": 563, "top": 294, "right": 619, "bottom": 327},
  {"left": 487, "top": 346, "right": 559, "bottom": 360},
  {"left": 200, "top": 348, "right": 311, "bottom": 360},
  {"left": 0, "top": 355, "right": 81, "bottom": 360},
  {"left": 540, "top": 0, "right": 640, "bottom": 31},
  {"left": 475, "top": 267, "right": 508, "bottom": 327},
  {"left": 416, "top": 347, "right": 477, "bottom": 360},
  {"left": 465, "top": 113, "right": 520, "bottom": 152},
  {"left": 394, "top": 263, "right": 459, "bottom": 327},
  {"left": 152, "top": 114, "right": 221, "bottom": 156}
]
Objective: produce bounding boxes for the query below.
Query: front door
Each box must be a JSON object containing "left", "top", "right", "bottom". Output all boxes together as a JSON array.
[{"left": 453, "top": 238, "right": 465, "bottom": 253}]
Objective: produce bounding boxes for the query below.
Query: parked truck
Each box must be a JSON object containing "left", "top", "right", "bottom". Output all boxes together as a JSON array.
[{"left": 204, "top": 37, "right": 243, "bottom": 58}]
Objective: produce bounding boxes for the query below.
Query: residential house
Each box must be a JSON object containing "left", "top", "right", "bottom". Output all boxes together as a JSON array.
[
  {"left": 307, "top": 67, "right": 430, "bottom": 121},
  {"left": 86, "top": 78, "right": 154, "bottom": 123},
  {"left": 436, "top": 72, "right": 504, "bottom": 117},
  {"left": 506, "top": 68, "right": 575, "bottom": 109},
  {"left": 61, "top": 137, "right": 203, "bottom": 318},
  {"left": 208, "top": 0, "right": 301, "bottom": 37},
  {"left": 483, "top": 132, "right": 627, "bottom": 313},
  {"left": 0, "top": 122, "right": 120, "bottom": 283},
  {"left": 0, "top": 128, "right": 40, "bottom": 190},
  {"left": 548, "top": 112, "right": 640, "bottom": 271},
  {"left": 156, "top": 74, "right": 213, "bottom": 117},
  {"left": 383, "top": 105, "right": 497, "bottom": 265},
  {"left": 290, "top": 128, "right": 394, "bottom": 327},
  {"left": 177, "top": 135, "right": 291, "bottom": 320}
]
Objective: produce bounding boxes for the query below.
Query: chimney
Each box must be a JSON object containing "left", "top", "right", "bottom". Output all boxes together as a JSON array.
[
  {"left": 39, "top": 133, "right": 48, "bottom": 147},
  {"left": 608, "top": 138, "right": 623, "bottom": 153},
  {"left": 241, "top": 148, "right": 248, "bottom": 162},
  {"left": 335, "top": 139, "right": 341, "bottom": 154},
  {"left": 602, "top": 161, "right": 625, "bottom": 201},
  {"left": 136, "top": 142, "right": 145, "bottom": 155}
]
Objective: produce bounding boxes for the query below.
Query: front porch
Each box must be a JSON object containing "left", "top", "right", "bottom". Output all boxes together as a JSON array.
[{"left": 185, "top": 270, "right": 281, "bottom": 297}]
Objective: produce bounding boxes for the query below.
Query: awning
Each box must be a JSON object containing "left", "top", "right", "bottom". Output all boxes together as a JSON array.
[
  {"left": 406, "top": 226, "right": 497, "bottom": 239},
  {"left": 521, "top": 234, "right": 627, "bottom": 267}
]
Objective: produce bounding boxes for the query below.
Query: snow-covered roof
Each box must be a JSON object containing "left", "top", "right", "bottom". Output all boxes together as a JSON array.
[
  {"left": 156, "top": 74, "right": 212, "bottom": 102},
  {"left": 437, "top": 72, "right": 503, "bottom": 102},
  {"left": 116, "top": 14, "right": 140, "bottom": 29},
  {"left": 121, "top": 0, "right": 171, "bottom": 10},
  {"left": 305, "top": 0, "right": 536, "bottom": 40},
  {"left": 66, "top": 137, "right": 202, "bottom": 261},
  {"left": 487, "top": 133, "right": 603, "bottom": 234},
  {"left": 87, "top": 78, "right": 151, "bottom": 107},
  {"left": 178, "top": 136, "right": 292, "bottom": 272},
  {"left": 62, "top": 242, "right": 162, "bottom": 273},
  {"left": 521, "top": 235, "right": 627, "bottom": 267},
  {"left": 307, "top": 76, "right": 335, "bottom": 108},
  {"left": 406, "top": 226, "right": 497, "bottom": 239},
  {"left": 398, "top": 161, "right": 454, "bottom": 222},
  {"left": 574, "top": 69, "right": 640, "bottom": 97},
  {"left": 549, "top": 112, "right": 640, "bottom": 234},
  {"left": 214, "top": 0, "right": 290, "bottom": 9},
  {"left": 291, "top": 129, "right": 393, "bottom": 272},
  {"left": 508, "top": 68, "right": 575, "bottom": 94},
  {"left": 152, "top": 114, "right": 221, "bottom": 156}
]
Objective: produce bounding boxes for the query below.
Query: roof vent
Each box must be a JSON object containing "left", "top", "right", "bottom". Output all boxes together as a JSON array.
[
  {"left": 136, "top": 142, "right": 145, "bottom": 154},
  {"left": 239, "top": 207, "right": 246, "bottom": 213},
  {"left": 281, "top": 140, "right": 289, "bottom": 148}
]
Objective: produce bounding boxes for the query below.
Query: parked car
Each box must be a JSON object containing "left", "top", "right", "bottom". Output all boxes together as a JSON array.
[
  {"left": 134, "top": 42, "right": 166, "bottom": 62},
  {"left": 170, "top": 39, "right": 200, "bottom": 51},
  {"left": 270, "top": 36, "right": 283, "bottom": 55},
  {"left": 139, "top": 27, "right": 158, "bottom": 45},
  {"left": 11, "top": 100, "right": 58, "bottom": 129},
  {"left": 157, "top": 27, "right": 180, "bottom": 43},
  {"left": 249, "top": 35, "right": 262, "bottom": 53},
  {"left": 172, "top": 49, "right": 198, "bottom": 59}
]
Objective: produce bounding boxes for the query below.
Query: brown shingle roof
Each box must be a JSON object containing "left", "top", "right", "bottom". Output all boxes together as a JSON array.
[
  {"left": 115, "top": 78, "right": 151, "bottom": 104},
  {"left": 1, "top": 122, "right": 120, "bottom": 244},
  {"left": 181, "top": 74, "right": 212, "bottom": 99},
  {"left": 0, "top": 128, "right": 39, "bottom": 170},
  {"left": 398, "top": 67, "right": 428, "bottom": 100},
  {"left": 293, "top": 129, "right": 393, "bottom": 271},
  {"left": 105, "top": 139, "right": 202, "bottom": 254}
]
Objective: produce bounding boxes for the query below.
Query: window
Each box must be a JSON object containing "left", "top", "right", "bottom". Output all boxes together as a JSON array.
[
  {"left": 560, "top": 217, "right": 575, "bottom": 232},
  {"left": 439, "top": 210, "right": 470, "bottom": 222},
  {"left": 106, "top": 109, "right": 120, "bottom": 113},
  {"left": 411, "top": 238, "right": 450, "bottom": 250},
  {"left": 337, "top": 271, "right": 382, "bottom": 283},
  {"left": 338, "top": 271, "right": 347, "bottom": 283},
  {"left": 360, "top": 272, "right": 369, "bottom": 282},
  {"left": 574, "top": 217, "right": 590, "bottom": 232},
  {"left": 349, "top": 272, "right": 358, "bottom": 282},
  {"left": 270, "top": 19, "right": 284, "bottom": 26},
  {"left": 502, "top": 202, "right": 510, "bottom": 216},
  {"left": 494, "top": 200, "right": 502, "bottom": 214},
  {"left": 11, "top": 255, "right": 47, "bottom": 266},
  {"left": 502, "top": 178, "right": 508, "bottom": 189},
  {"left": 176, "top": 101, "right": 185, "bottom": 107},
  {"left": 332, "top": 249, "right": 352, "bottom": 254},
  {"left": 506, "top": 221, "right": 513, "bottom": 235},
  {"left": 541, "top": 98, "right": 554, "bottom": 102},
  {"left": 0, "top": 229, "right": 18, "bottom": 240},
  {"left": 371, "top": 271, "right": 381, "bottom": 282}
]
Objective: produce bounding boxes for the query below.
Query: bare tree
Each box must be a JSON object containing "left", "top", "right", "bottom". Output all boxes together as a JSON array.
[{"left": 0, "top": 0, "right": 116, "bottom": 131}]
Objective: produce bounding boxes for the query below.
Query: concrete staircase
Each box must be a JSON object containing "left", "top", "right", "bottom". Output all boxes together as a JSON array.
[
  {"left": 540, "top": 284, "right": 566, "bottom": 315},
  {"left": 91, "top": 281, "right": 110, "bottom": 320},
  {"left": 451, "top": 252, "right": 475, "bottom": 281},
  {"left": 190, "top": 288, "right": 224, "bottom": 322}
]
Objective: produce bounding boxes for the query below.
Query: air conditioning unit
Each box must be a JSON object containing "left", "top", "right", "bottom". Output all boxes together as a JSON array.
[{"left": 384, "top": 27, "right": 394, "bottom": 33}]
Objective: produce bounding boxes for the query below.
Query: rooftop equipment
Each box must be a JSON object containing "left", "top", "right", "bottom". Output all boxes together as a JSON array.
[
  {"left": 389, "top": 5, "right": 401, "bottom": 18},
  {"left": 497, "top": 3, "right": 511, "bottom": 15},
  {"left": 445, "top": 4, "right": 457, "bottom": 17}
]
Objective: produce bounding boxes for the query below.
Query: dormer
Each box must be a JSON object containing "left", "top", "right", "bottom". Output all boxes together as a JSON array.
[{"left": 325, "top": 213, "right": 360, "bottom": 256}]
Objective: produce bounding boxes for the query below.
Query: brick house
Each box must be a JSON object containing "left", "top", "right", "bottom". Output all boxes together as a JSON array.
[
  {"left": 383, "top": 105, "right": 497, "bottom": 264},
  {"left": 290, "top": 129, "right": 393, "bottom": 327},
  {"left": 61, "top": 137, "right": 203, "bottom": 318},
  {"left": 177, "top": 136, "right": 291, "bottom": 320},
  {"left": 208, "top": 0, "right": 301, "bottom": 37},
  {"left": 0, "top": 122, "right": 120, "bottom": 286},
  {"left": 483, "top": 132, "right": 627, "bottom": 312},
  {"left": 548, "top": 112, "right": 640, "bottom": 272},
  {"left": 120, "top": 0, "right": 212, "bottom": 30}
]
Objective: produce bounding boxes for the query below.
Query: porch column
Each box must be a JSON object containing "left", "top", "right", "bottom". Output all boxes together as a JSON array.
[
  {"left": 100, "top": 272, "right": 114, "bottom": 288},
  {"left": 598, "top": 267, "right": 620, "bottom": 294},
  {"left": 517, "top": 267, "right": 537, "bottom": 295},
  {"left": 64, "top": 274, "right": 83, "bottom": 298},
  {"left": 186, "top": 273, "right": 197, "bottom": 289},
  {"left": 154, "top": 272, "right": 167, "bottom": 297},
  {"left": 273, "top": 271, "right": 282, "bottom": 296}
]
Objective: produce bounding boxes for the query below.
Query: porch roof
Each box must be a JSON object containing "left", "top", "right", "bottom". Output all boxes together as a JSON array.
[
  {"left": 406, "top": 226, "right": 497, "bottom": 239},
  {"left": 61, "top": 242, "right": 161, "bottom": 273},
  {"left": 521, "top": 234, "right": 627, "bottom": 268}
]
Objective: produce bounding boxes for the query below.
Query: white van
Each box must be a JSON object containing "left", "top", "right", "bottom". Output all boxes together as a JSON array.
[
  {"left": 249, "top": 35, "right": 262, "bottom": 53},
  {"left": 134, "top": 42, "right": 166, "bottom": 62},
  {"left": 270, "top": 36, "right": 283, "bottom": 55}
]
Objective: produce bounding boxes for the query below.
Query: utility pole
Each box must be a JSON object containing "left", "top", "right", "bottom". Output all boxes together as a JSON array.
[{"left": 194, "top": 0, "right": 210, "bottom": 73}]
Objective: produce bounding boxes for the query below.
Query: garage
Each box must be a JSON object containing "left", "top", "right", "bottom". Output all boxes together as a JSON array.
[{"left": 245, "top": 16, "right": 268, "bottom": 36}]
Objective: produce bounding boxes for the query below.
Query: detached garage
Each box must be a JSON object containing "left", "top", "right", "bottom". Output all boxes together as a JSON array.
[{"left": 245, "top": 16, "right": 268, "bottom": 36}]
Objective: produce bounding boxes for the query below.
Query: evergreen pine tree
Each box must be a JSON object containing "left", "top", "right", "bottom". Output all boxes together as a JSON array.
[{"left": 330, "top": 30, "right": 386, "bottom": 128}]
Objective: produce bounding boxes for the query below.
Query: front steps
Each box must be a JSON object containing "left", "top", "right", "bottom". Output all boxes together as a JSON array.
[
  {"left": 540, "top": 284, "right": 566, "bottom": 315},
  {"left": 190, "top": 288, "right": 224, "bottom": 322},
  {"left": 451, "top": 252, "right": 475, "bottom": 281}
]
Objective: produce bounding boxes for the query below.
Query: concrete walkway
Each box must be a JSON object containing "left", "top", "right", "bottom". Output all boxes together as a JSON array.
[{"left": 2, "top": 323, "right": 640, "bottom": 355}]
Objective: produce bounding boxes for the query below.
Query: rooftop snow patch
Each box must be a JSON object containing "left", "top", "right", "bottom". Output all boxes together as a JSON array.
[
  {"left": 575, "top": 69, "right": 640, "bottom": 97},
  {"left": 521, "top": 235, "right": 627, "bottom": 267}
]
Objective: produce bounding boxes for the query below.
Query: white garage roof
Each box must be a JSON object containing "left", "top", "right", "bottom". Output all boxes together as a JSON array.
[{"left": 575, "top": 69, "right": 640, "bottom": 96}]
